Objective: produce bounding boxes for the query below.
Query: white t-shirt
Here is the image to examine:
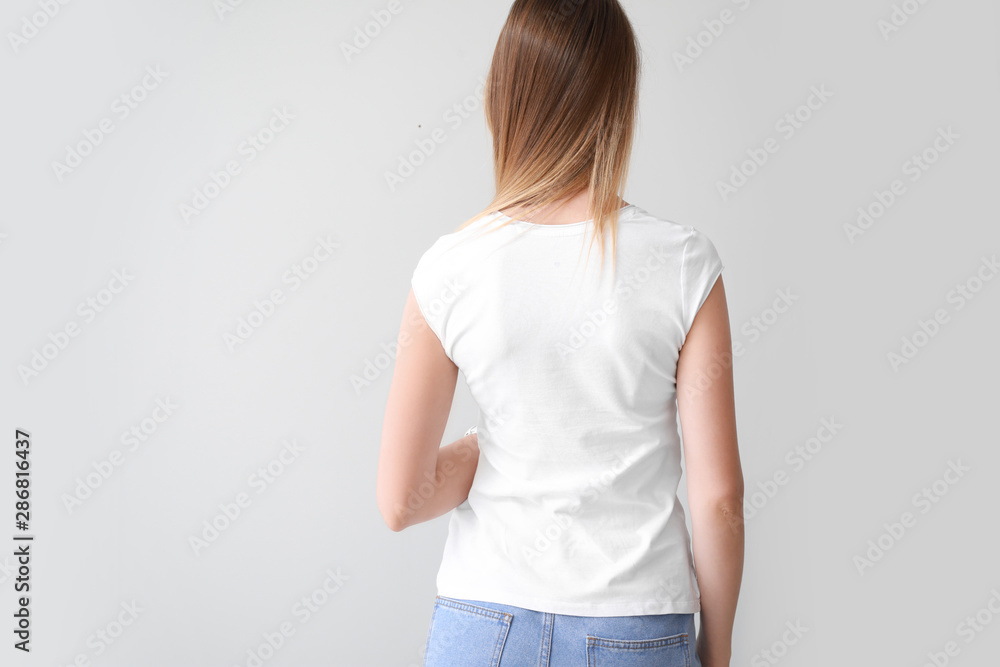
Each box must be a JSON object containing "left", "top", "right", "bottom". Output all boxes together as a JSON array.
[{"left": 410, "top": 204, "right": 724, "bottom": 617}]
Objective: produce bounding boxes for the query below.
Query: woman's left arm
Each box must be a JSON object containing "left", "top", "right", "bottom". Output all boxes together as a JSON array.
[{"left": 376, "top": 288, "right": 480, "bottom": 531}]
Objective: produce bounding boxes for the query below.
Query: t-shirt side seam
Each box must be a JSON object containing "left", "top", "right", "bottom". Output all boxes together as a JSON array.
[{"left": 680, "top": 227, "right": 693, "bottom": 333}]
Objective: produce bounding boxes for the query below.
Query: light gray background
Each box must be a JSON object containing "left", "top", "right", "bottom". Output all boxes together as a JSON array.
[{"left": 2, "top": 1, "right": 999, "bottom": 665}]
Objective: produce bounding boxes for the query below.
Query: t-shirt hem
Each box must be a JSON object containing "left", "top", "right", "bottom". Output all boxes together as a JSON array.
[{"left": 436, "top": 585, "right": 701, "bottom": 617}]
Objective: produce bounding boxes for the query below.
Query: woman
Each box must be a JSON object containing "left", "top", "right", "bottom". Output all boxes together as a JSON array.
[{"left": 376, "top": 1, "right": 744, "bottom": 665}]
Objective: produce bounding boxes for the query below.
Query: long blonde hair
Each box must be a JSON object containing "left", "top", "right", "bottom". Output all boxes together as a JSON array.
[{"left": 454, "top": 0, "right": 641, "bottom": 276}]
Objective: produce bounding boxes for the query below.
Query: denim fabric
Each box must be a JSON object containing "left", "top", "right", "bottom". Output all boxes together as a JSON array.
[{"left": 424, "top": 595, "right": 701, "bottom": 667}]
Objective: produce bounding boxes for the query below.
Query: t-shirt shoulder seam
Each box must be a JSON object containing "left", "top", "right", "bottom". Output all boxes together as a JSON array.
[{"left": 626, "top": 208, "right": 689, "bottom": 229}]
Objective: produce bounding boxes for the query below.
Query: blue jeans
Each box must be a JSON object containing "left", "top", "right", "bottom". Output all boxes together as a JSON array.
[{"left": 424, "top": 595, "right": 702, "bottom": 667}]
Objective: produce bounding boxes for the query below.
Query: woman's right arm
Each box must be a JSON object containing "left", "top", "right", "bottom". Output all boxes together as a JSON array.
[{"left": 676, "top": 276, "right": 745, "bottom": 667}]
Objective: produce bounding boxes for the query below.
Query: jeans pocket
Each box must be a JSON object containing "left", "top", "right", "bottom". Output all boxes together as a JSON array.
[
  {"left": 424, "top": 596, "right": 512, "bottom": 667},
  {"left": 586, "top": 631, "right": 690, "bottom": 667}
]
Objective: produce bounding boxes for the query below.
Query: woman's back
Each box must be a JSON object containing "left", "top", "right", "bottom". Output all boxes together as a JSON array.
[{"left": 410, "top": 203, "right": 724, "bottom": 615}]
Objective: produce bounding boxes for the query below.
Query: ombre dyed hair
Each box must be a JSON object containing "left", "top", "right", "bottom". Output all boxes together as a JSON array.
[{"left": 455, "top": 0, "right": 642, "bottom": 274}]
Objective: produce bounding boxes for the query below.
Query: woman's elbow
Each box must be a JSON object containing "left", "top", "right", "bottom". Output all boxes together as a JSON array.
[
  {"left": 376, "top": 482, "right": 410, "bottom": 532},
  {"left": 378, "top": 499, "right": 409, "bottom": 532},
  {"left": 689, "top": 471, "right": 744, "bottom": 513},
  {"left": 383, "top": 513, "right": 407, "bottom": 532},
  {"left": 692, "top": 490, "right": 745, "bottom": 534}
]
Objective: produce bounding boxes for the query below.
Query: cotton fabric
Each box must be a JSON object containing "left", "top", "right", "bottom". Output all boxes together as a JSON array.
[{"left": 410, "top": 204, "right": 724, "bottom": 616}]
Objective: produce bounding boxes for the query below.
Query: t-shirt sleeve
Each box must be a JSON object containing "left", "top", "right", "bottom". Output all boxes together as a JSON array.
[
  {"left": 680, "top": 227, "right": 725, "bottom": 339},
  {"left": 409, "top": 244, "right": 448, "bottom": 352}
]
